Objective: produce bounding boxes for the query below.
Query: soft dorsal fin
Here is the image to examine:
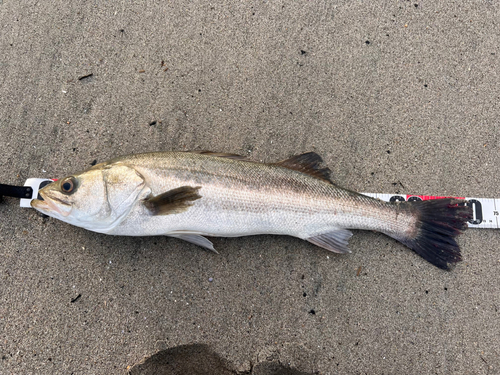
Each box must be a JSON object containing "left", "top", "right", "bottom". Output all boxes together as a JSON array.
[
  {"left": 190, "top": 151, "right": 248, "bottom": 161},
  {"left": 274, "top": 152, "right": 333, "bottom": 184}
]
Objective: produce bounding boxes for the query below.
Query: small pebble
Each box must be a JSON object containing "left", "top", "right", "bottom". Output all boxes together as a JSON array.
[{"left": 208, "top": 277, "right": 213, "bottom": 282}]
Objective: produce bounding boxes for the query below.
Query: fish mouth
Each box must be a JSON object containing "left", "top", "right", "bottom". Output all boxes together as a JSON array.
[
  {"left": 31, "top": 192, "right": 71, "bottom": 217},
  {"left": 30, "top": 198, "right": 46, "bottom": 212}
]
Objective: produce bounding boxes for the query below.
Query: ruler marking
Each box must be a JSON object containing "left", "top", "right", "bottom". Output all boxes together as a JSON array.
[{"left": 495, "top": 198, "right": 499, "bottom": 229}]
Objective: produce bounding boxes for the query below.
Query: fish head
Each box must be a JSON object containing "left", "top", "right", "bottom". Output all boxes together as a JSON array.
[{"left": 31, "top": 163, "right": 147, "bottom": 232}]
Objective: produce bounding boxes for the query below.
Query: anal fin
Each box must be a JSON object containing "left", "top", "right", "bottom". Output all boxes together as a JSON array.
[
  {"left": 307, "top": 229, "right": 353, "bottom": 254},
  {"left": 169, "top": 233, "right": 218, "bottom": 253}
]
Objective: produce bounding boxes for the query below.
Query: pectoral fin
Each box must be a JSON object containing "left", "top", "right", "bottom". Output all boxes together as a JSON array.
[
  {"left": 143, "top": 186, "right": 201, "bottom": 215},
  {"left": 307, "top": 229, "right": 353, "bottom": 254},
  {"left": 169, "top": 233, "right": 218, "bottom": 253}
]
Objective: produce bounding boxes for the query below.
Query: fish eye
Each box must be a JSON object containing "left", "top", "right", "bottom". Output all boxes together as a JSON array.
[{"left": 61, "top": 177, "right": 76, "bottom": 194}]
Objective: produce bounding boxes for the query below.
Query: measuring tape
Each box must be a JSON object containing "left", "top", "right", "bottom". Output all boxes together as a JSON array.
[
  {"left": 7, "top": 179, "right": 498, "bottom": 229},
  {"left": 362, "top": 193, "right": 497, "bottom": 229}
]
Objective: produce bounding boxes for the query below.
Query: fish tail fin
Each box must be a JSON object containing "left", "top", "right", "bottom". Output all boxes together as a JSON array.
[{"left": 389, "top": 198, "right": 472, "bottom": 270}]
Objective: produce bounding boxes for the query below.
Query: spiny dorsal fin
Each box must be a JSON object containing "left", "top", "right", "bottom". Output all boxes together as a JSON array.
[
  {"left": 190, "top": 151, "right": 248, "bottom": 161},
  {"left": 275, "top": 152, "right": 333, "bottom": 184},
  {"left": 143, "top": 186, "right": 201, "bottom": 215}
]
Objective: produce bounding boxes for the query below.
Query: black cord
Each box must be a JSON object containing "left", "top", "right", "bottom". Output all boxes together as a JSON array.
[{"left": 0, "top": 184, "right": 33, "bottom": 199}]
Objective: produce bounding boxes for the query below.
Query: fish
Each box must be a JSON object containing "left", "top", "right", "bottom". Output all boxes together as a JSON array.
[{"left": 31, "top": 151, "right": 472, "bottom": 270}]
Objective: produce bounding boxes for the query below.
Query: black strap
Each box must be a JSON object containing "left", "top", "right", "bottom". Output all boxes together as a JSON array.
[{"left": 0, "top": 184, "right": 33, "bottom": 199}]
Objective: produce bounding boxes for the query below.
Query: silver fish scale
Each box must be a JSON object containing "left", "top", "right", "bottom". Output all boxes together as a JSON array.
[{"left": 107, "top": 152, "right": 416, "bottom": 240}]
